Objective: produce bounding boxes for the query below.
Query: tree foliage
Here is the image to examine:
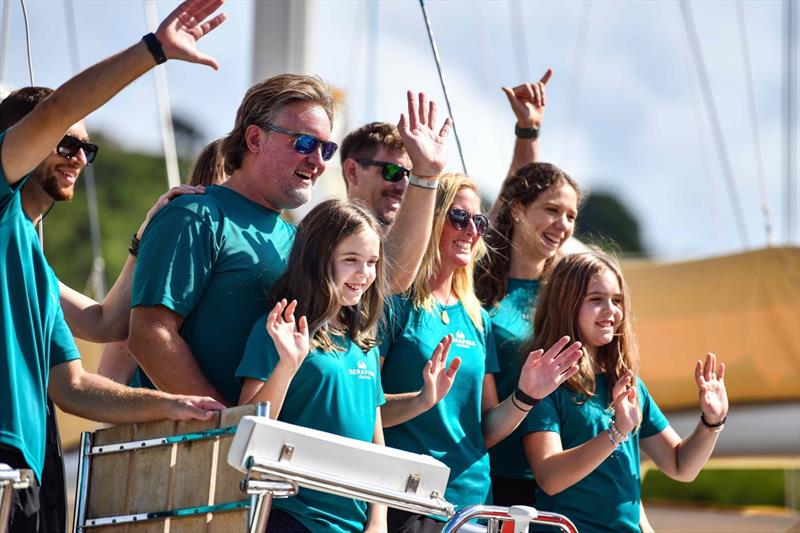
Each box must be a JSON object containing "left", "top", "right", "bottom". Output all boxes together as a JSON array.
[{"left": 575, "top": 190, "right": 647, "bottom": 256}]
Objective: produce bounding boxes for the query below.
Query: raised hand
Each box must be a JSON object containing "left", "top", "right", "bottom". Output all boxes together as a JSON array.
[
  {"left": 266, "top": 299, "right": 310, "bottom": 372},
  {"left": 397, "top": 91, "right": 452, "bottom": 177},
  {"left": 695, "top": 353, "right": 728, "bottom": 425},
  {"left": 502, "top": 68, "right": 552, "bottom": 129},
  {"left": 517, "top": 335, "right": 582, "bottom": 401},
  {"left": 420, "top": 335, "right": 460, "bottom": 408},
  {"left": 155, "top": 0, "right": 227, "bottom": 70},
  {"left": 612, "top": 370, "right": 641, "bottom": 436}
]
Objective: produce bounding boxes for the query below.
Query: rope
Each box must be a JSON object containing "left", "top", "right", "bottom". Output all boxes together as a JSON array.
[
  {"left": 19, "top": 0, "right": 34, "bottom": 85},
  {"left": 679, "top": 1, "right": 749, "bottom": 247},
  {"left": 418, "top": 0, "right": 468, "bottom": 175},
  {"left": 0, "top": 1, "right": 10, "bottom": 86},
  {"left": 508, "top": 0, "right": 529, "bottom": 81},
  {"left": 65, "top": 0, "right": 107, "bottom": 298},
  {"left": 561, "top": 0, "right": 591, "bottom": 167},
  {"left": 736, "top": 0, "right": 773, "bottom": 246},
  {"left": 143, "top": 0, "right": 181, "bottom": 188}
]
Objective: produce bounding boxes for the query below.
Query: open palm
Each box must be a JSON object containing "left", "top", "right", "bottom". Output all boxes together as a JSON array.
[
  {"left": 695, "top": 353, "right": 728, "bottom": 423},
  {"left": 420, "top": 335, "right": 460, "bottom": 408},
  {"left": 517, "top": 335, "right": 582, "bottom": 401},
  {"left": 155, "top": 0, "right": 227, "bottom": 70},
  {"left": 397, "top": 91, "right": 452, "bottom": 177},
  {"left": 612, "top": 371, "right": 641, "bottom": 435},
  {"left": 266, "top": 299, "right": 309, "bottom": 372}
]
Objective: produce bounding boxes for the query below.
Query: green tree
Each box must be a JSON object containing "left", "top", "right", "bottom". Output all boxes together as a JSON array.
[{"left": 575, "top": 190, "right": 647, "bottom": 256}]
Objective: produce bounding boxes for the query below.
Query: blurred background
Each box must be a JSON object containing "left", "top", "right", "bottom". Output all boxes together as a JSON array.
[{"left": 1, "top": 0, "right": 798, "bottom": 530}]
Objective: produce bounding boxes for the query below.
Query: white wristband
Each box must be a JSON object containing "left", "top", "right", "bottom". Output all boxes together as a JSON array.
[{"left": 408, "top": 173, "right": 439, "bottom": 189}]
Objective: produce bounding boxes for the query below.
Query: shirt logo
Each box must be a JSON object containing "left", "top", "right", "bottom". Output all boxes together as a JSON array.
[
  {"left": 452, "top": 330, "right": 476, "bottom": 349},
  {"left": 349, "top": 358, "right": 375, "bottom": 380}
]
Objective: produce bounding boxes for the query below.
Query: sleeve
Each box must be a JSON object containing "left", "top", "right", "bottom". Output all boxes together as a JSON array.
[
  {"left": 520, "top": 391, "right": 561, "bottom": 435},
  {"left": 482, "top": 309, "right": 500, "bottom": 374},
  {"left": 0, "top": 132, "right": 27, "bottom": 213},
  {"left": 638, "top": 378, "right": 670, "bottom": 438},
  {"left": 131, "top": 204, "right": 218, "bottom": 317},
  {"left": 235, "top": 314, "right": 279, "bottom": 381},
  {"left": 49, "top": 306, "right": 81, "bottom": 367},
  {"left": 378, "top": 295, "right": 406, "bottom": 360},
  {"left": 371, "top": 347, "right": 386, "bottom": 407}
]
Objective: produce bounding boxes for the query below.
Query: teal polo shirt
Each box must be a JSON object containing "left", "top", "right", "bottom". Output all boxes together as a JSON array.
[
  {"left": 132, "top": 185, "right": 295, "bottom": 405},
  {"left": 0, "top": 131, "right": 81, "bottom": 480},
  {"left": 380, "top": 295, "right": 500, "bottom": 515},
  {"left": 237, "top": 314, "right": 384, "bottom": 533},
  {"left": 487, "top": 278, "right": 539, "bottom": 480},
  {"left": 523, "top": 376, "right": 669, "bottom": 532}
]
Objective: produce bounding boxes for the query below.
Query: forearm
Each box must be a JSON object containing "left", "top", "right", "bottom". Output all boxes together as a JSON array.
[
  {"left": 380, "top": 392, "right": 431, "bottom": 428},
  {"left": 481, "top": 395, "right": 527, "bottom": 449},
  {"left": 508, "top": 137, "right": 541, "bottom": 177},
  {"left": 2, "top": 42, "right": 155, "bottom": 183},
  {"left": 129, "top": 314, "right": 222, "bottom": 401},
  {"left": 530, "top": 432, "right": 619, "bottom": 495},
  {"left": 671, "top": 423, "right": 721, "bottom": 481},
  {"left": 383, "top": 183, "right": 437, "bottom": 293},
  {"left": 96, "top": 340, "right": 138, "bottom": 384},
  {"left": 238, "top": 364, "right": 297, "bottom": 416},
  {"left": 51, "top": 368, "right": 175, "bottom": 423},
  {"left": 59, "top": 256, "right": 136, "bottom": 342}
]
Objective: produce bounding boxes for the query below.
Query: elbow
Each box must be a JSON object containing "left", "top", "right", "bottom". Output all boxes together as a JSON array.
[{"left": 535, "top": 475, "right": 563, "bottom": 496}]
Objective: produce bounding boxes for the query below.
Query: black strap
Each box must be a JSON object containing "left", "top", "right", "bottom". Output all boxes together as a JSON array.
[{"left": 142, "top": 33, "right": 167, "bottom": 65}]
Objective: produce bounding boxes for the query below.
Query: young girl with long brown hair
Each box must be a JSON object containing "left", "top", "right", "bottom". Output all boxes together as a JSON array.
[
  {"left": 521, "top": 251, "right": 729, "bottom": 532},
  {"left": 380, "top": 173, "right": 583, "bottom": 532},
  {"left": 474, "top": 162, "right": 580, "bottom": 504}
]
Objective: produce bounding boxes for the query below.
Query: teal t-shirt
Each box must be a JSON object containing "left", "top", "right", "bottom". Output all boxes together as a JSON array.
[
  {"left": 380, "top": 295, "right": 500, "bottom": 514},
  {"left": 237, "top": 315, "right": 385, "bottom": 533},
  {"left": 522, "top": 375, "right": 669, "bottom": 532},
  {"left": 487, "top": 278, "right": 539, "bottom": 480},
  {"left": 132, "top": 185, "right": 296, "bottom": 405},
  {"left": 0, "top": 132, "right": 81, "bottom": 480}
]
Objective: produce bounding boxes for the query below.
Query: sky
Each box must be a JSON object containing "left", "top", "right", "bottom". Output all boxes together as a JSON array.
[{"left": 1, "top": 0, "right": 797, "bottom": 260}]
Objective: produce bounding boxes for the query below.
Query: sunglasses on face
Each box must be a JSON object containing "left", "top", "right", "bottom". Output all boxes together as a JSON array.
[
  {"left": 261, "top": 123, "right": 338, "bottom": 161},
  {"left": 57, "top": 134, "right": 99, "bottom": 165},
  {"left": 355, "top": 158, "right": 411, "bottom": 182},
  {"left": 447, "top": 207, "right": 490, "bottom": 236}
]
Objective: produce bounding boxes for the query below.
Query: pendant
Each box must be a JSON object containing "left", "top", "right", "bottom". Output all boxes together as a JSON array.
[{"left": 441, "top": 309, "right": 450, "bottom": 325}]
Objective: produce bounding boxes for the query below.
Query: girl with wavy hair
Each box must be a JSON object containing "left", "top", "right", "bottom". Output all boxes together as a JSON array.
[
  {"left": 474, "top": 161, "right": 580, "bottom": 504},
  {"left": 521, "top": 250, "right": 728, "bottom": 532},
  {"left": 380, "top": 173, "right": 583, "bottom": 532}
]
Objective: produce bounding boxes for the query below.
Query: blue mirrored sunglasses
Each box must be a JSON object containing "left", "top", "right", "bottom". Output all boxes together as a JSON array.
[{"left": 261, "top": 123, "right": 338, "bottom": 161}]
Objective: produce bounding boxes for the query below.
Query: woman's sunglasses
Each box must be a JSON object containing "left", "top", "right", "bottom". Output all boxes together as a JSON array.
[
  {"left": 57, "top": 134, "right": 99, "bottom": 165},
  {"left": 447, "top": 207, "right": 490, "bottom": 236},
  {"left": 355, "top": 158, "right": 411, "bottom": 182},
  {"left": 261, "top": 123, "right": 338, "bottom": 161}
]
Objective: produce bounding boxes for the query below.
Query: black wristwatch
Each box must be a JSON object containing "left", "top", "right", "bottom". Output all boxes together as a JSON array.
[
  {"left": 514, "top": 387, "right": 541, "bottom": 408},
  {"left": 514, "top": 122, "right": 539, "bottom": 140}
]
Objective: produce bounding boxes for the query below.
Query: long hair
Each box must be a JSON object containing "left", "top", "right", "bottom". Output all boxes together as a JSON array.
[
  {"left": 187, "top": 139, "right": 226, "bottom": 186},
  {"left": 409, "top": 173, "right": 488, "bottom": 332},
  {"left": 475, "top": 162, "right": 580, "bottom": 307},
  {"left": 193, "top": 74, "right": 335, "bottom": 184},
  {"left": 523, "top": 250, "right": 638, "bottom": 403},
  {"left": 268, "top": 199, "right": 385, "bottom": 352}
]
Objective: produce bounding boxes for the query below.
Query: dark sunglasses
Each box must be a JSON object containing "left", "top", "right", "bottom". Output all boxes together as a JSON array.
[
  {"left": 261, "top": 123, "right": 338, "bottom": 161},
  {"left": 447, "top": 207, "right": 490, "bottom": 236},
  {"left": 355, "top": 158, "right": 411, "bottom": 182},
  {"left": 57, "top": 134, "right": 99, "bottom": 165}
]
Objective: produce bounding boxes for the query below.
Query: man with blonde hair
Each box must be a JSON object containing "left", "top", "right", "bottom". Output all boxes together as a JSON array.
[{"left": 129, "top": 74, "right": 339, "bottom": 405}]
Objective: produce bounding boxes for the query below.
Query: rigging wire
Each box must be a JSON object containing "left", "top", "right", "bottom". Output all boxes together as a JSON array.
[
  {"left": 143, "top": 0, "right": 181, "bottom": 189},
  {"left": 0, "top": 0, "right": 10, "bottom": 87},
  {"left": 65, "top": 0, "right": 107, "bottom": 298},
  {"left": 736, "top": 0, "right": 773, "bottom": 246},
  {"left": 418, "top": 0, "right": 468, "bottom": 175},
  {"left": 19, "top": 0, "right": 34, "bottom": 85},
  {"left": 508, "top": 0, "right": 530, "bottom": 81},
  {"left": 561, "top": 0, "right": 591, "bottom": 167},
  {"left": 679, "top": 1, "right": 749, "bottom": 248},
  {"left": 678, "top": 12, "right": 725, "bottom": 245},
  {"left": 366, "top": 0, "right": 378, "bottom": 123},
  {"left": 784, "top": 0, "right": 798, "bottom": 243}
]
